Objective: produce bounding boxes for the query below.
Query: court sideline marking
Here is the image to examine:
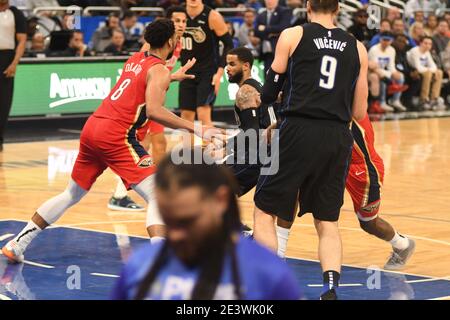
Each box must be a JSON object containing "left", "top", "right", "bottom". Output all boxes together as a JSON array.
[{"left": 1, "top": 219, "right": 449, "bottom": 283}]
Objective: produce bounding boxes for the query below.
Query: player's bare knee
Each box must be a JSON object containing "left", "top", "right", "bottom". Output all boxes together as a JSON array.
[{"left": 359, "top": 218, "right": 378, "bottom": 235}]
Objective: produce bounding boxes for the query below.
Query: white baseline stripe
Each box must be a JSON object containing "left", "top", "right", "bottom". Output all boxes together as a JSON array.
[
  {"left": 428, "top": 296, "right": 450, "bottom": 300},
  {"left": 406, "top": 276, "right": 450, "bottom": 284},
  {"left": 308, "top": 284, "right": 363, "bottom": 288},
  {"left": 0, "top": 234, "right": 14, "bottom": 241},
  {"left": 23, "top": 260, "right": 55, "bottom": 269},
  {"left": 91, "top": 273, "right": 119, "bottom": 278},
  {"left": 0, "top": 294, "right": 12, "bottom": 300}
]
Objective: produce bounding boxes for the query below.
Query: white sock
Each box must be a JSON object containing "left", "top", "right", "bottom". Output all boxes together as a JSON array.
[
  {"left": 276, "top": 226, "right": 290, "bottom": 258},
  {"left": 13, "top": 221, "right": 42, "bottom": 252},
  {"left": 114, "top": 177, "right": 128, "bottom": 199},
  {"left": 389, "top": 232, "right": 409, "bottom": 250},
  {"left": 150, "top": 236, "right": 165, "bottom": 245}
]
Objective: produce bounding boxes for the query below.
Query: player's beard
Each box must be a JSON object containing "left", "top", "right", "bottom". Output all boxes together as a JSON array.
[{"left": 228, "top": 70, "right": 243, "bottom": 84}]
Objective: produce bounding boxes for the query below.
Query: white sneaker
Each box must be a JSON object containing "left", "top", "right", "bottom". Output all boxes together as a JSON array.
[
  {"left": 389, "top": 99, "right": 407, "bottom": 112},
  {"left": 436, "top": 97, "right": 447, "bottom": 111},
  {"left": 380, "top": 103, "right": 394, "bottom": 112},
  {"left": 1, "top": 240, "right": 25, "bottom": 263}
]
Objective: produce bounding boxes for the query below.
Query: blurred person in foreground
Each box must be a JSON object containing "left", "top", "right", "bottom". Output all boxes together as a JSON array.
[{"left": 111, "top": 150, "right": 302, "bottom": 300}]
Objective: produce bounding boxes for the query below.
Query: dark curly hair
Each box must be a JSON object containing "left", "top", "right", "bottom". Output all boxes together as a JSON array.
[{"left": 144, "top": 18, "right": 175, "bottom": 49}]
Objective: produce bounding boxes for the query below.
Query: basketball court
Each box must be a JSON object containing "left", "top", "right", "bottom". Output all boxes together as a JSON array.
[{"left": 0, "top": 116, "right": 449, "bottom": 300}]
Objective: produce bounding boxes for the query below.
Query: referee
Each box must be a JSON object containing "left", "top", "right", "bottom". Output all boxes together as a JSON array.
[{"left": 0, "top": 0, "right": 26, "bottom": 151}]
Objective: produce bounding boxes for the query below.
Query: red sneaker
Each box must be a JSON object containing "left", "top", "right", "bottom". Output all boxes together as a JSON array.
[
  {"left": 387, "top": 83, "right": 409, "bottom": 95},
  {"left": 369, "top": 101, "right": 385, "bottom": 114}
]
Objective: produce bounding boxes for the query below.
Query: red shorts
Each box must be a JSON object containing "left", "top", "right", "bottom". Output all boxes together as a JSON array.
[
  {"left": 71, "top": 116, "right": 156, "bottom": 190},
  {"left": 136, "top": 121, "right": 165, "bottom": 142},
  {"left": 346, "top": 150, "right": 385, "bottom": 222}
]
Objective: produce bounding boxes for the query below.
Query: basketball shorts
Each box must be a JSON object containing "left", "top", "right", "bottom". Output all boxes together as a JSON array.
[
  {"left": 136, "top": 121, "right": 165, "bottom": 142},
  {"left": 346, "top": 149, "right": 385, "bottom": 222},
  {"left": 254, "top": 117, "right": 353, "bottom": 222},
  {"left": 71, "top": 116, "right": 156, "bottom": 191},
  {"left": 179, "top": 69, "right": 216, "bottom": 111}
]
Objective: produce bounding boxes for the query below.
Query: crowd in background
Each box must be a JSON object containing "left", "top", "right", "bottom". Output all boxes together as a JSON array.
[{"left": 13, "top": 0, "right": 450, "bottom": 112}]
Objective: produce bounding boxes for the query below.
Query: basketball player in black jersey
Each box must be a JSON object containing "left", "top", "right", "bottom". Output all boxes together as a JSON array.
[
  {"left": 252, "top": 0, "right": 368, "bottom": 300},
  {"left": 179, "top": 0, "right": 234, "bottom": 126},
  {"left": 222, "top": 47, "right": 277, "bottom": 197}
]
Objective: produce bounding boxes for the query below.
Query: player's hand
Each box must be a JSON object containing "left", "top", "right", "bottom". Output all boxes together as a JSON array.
[
  {"left": 3, "top": 63, "right": 17, "bottom": 78},
  {"left": 171, "top": 58, "right": 196, "bottom": 82},
  {"left": 197, "top": 125, "right": 228, "bottom": 149},
  {"left": 211, "top": 71, "right": 222, "bottom": 95}
]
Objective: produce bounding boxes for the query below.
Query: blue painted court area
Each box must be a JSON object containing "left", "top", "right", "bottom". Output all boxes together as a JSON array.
[{"left": 0, "top": 220, "right": 449, "bottom": 300}]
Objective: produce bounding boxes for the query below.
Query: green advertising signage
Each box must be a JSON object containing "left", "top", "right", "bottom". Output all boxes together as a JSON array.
[{"left": 11, "top": 58, "right": 265, "bottom": 117}]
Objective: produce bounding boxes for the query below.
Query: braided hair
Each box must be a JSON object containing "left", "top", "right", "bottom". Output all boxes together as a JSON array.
[{"left": 134, "top": 148, "right": 243, "bottom": 300}]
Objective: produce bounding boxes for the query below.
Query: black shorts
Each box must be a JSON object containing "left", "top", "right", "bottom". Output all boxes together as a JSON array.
[
  {"left": 254, "top": 117, "right": 353, "bottom": 222},
  {"left": 178, "top": 69, "right": 216, "bottom": 111},
  {"left": 227, "top": 162, "right": 260, "bottom": 197}
]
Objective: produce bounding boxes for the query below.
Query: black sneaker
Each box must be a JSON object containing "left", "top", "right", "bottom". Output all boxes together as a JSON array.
[
  {"left": 108, "top": 196, "right": 145, "bottom": 212},
  {"left": 320, "top": 288, "right": 338, "bottom": 300}
]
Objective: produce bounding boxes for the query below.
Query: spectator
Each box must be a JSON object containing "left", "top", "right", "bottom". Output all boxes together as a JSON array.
[
  {"left": 409, "top": 22, "right": 426, "bottom": 46},
  {"left": 386, "top": 6, "right": 401, "bottom": 23},
  {"left": 91, "top": 13, "right": 120, "bottom": 53},
  {"left": 226, "top": 21, "right": 239, "bottom": 48},
  {"left": 424, "top": 14, "right": 438, "bottom": 36},
  {"left": 433, "top": 19, "right": 450, "bottom": 56},
  {"left": 445, "top": 12, "right": 450, "bottom": 28},
  {"left": 392, "top": 18, "right": 416, "bottom": 48},
  {"left": 441, "top": 41, "right": 450, "bottom": 78},
  {"left": 368, "top": 32, "right": 407, "bottom": 112},
  {"left": 369, "top": 18, "right": 392, "bottom": 48},
  {"left": 404, "top": 0, "right": 445, "bottom": 18},
  {"left": 25, "top": 32, "right": 46, "bottom": 57},
  {"left": 348, "top": 9, "right": 376, "bottom": 48},
  {"left": 0, "top": 0, "right": 26, "bottom": 152},
  {"left": 111, "top": 151, "right": 302, "bottom": 300},
  {"left": 103, "top": 29, "right": 128, "bottom": 56},
  {"left": 236, "top": 9, "right": 256, "bottom": 46},
  {"left": 392, "top": 34, "right": 422, "bottom": 110},
  {"left": 254, "top": 0, "right": 292, "bottom": 74},
  {"left": 413, "top": 10, "right": 425, "bottom": 24},
  {"left": 61, "top": 30, "right": 91, "bottom": 57},
  {"left": 407, "top": 36, "right": 445, "bottom": 110},
  {"left": 120, "top": 10, "right": 140, "bottom": 50},
  {"left": 244, "top": 0, "right": 263, "bottom": 12}
]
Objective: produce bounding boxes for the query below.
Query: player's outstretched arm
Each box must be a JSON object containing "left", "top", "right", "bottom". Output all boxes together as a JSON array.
[
  {"left": 170, "top": 58, "right": 196, "bottom": 82},
  {"left": 145, "top": 64, "right": 226, "bottom": 143},
  {"left": 145, "top": 64, "right": 195, "bottom": 132},
  {"left": 352, "top": 40, "right": 369, "bottom": 121}
]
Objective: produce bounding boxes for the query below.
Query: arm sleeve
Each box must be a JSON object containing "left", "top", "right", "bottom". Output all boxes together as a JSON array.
[
  {"left": 11, "top": 7, "right": 27, "bottom": 34},
  {"left": 217, "top": 32, "right": 235, "bottom": 68}
]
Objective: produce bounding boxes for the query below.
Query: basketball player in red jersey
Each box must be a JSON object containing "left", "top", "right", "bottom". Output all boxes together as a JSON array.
[
  {"left": 108, "top": 6, "right": 188, "bottom": 212},
  {"left": 275, "top": 114, "right": 416, "bottom": 271},
  {"left": 2, "top": 19, "right": 223, "bottom": 263}
]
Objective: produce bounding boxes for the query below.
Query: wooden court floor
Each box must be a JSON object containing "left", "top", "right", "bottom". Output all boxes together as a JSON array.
[{"left": 0, "top": 117, "right": 449, "bottom": 280}]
